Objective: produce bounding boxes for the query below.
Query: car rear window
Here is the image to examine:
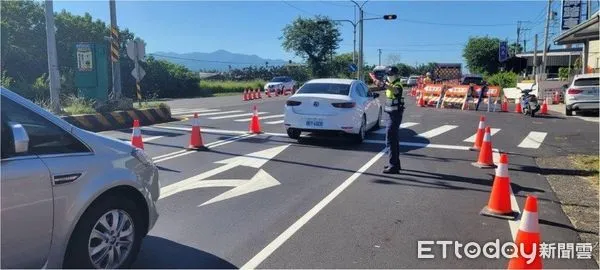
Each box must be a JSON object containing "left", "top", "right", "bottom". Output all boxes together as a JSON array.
[
  {"left": 271, "top": 77, "right": 290, "bottom": 82},
  {"left": 297, "top": 83, "right": 350, "bottom": 95},
  {"left": 574, "top": 78, "right": 599, "bottom": 86}
]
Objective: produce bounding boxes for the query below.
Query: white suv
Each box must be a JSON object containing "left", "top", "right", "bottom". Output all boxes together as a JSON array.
[{"left": 565, "top": 73, "right": 599, "bottom": 116}]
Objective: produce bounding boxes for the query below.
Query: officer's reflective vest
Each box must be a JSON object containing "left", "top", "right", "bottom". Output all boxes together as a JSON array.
[{"left": 385, "top": 78, "right": 403, "bottom": 112}]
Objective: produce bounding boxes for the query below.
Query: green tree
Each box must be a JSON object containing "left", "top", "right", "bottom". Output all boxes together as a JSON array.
[
  {"left": 395, "top": 63, "right": 413, "bottom": 77},
  {"left": 484, "top": 71, "right": 517, "bottom": 88},
  {"left": 330, "top": 52, "right": 354, "bottom": 78},
  {"left": 509, "top": 42, "right": 523, "bottom": 55},
  {"left": 463, "top": 37, "right": 501, "bottom": 75},
  {"left": 282, "top": 16, "right": 341, "bottom": 77}
]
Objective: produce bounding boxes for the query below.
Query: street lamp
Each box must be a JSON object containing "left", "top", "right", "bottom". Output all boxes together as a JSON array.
[{"left": 350, "top": 0, "right": 396, "bottom": 81}]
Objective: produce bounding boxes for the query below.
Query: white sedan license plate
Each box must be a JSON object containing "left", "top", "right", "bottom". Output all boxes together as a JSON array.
[{"left": 305, "top": 118, "right": 324, "bottom": 127}]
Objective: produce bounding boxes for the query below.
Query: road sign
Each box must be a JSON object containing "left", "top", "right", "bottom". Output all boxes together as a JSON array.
[
  {"left": 159, "top": 145, "right": 290, "bottom": 204},
  {"left": 349, "top": 63, "right": 357, "bottom": 72},
  {"left": 498, "top": 41, "right": 509, "bottom": 62},
  {"left": 126, "top": 39, "right": 146, "bottom": 62},
  {"left": 131, "top": 62, "right": 145, "bottom": 81},
  {"left": 561, "top": 0, "right": 581, "bottom": 31}
]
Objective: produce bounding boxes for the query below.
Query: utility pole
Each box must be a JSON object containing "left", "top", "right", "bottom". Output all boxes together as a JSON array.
[
  {"left": 378, "top": 49, "right": 382, "bottom": 65},
  {"left": 44, "top": 0, "right": 61, "bottom": 113},
  {"left": 358, "top": 7, "right": 364, "bottom": 81},
  {"left": 516, "top": 21, "right": 521, "bottom": 55},
  {"left": 542, "top": 0, "right": 552, "bottom": 76},
  {"left": 109, "top": 0, "right": 122, "bottom": 99},
  {"left": 533, "top": 34, "right": 539, "bottom": 76}
]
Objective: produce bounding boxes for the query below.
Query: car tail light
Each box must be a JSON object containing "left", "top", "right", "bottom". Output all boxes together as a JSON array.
[
  {"left": 567, "top": 88, "right": 583, "bottom": 94},
  {"left": 286, "top": 100, "right": 302, "bottom": 106},
  {"left": 332, "top": 102, "right": 356, "bottom": 108}
]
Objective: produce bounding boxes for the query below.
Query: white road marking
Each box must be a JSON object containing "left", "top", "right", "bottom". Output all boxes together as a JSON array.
[
  {"left": 171, "top": 109, "right": 219, "bottom": 115},
  {"left": 143, "top": 136, "right": 163, "bottom": 142},
  {"left": 374, "top": 122, "right": 419, "bottom": 134},
  {"left": 151, "top": 125, "right": 249, "bottom": 135},
  {"left": 195, "top": 110, "right": 243, "bottom": 117},
  {"left": 415, "top": 125, "right": 458, "bottom": 139},
  {"left": 199, "top": 169, "right": 280, "bottom": 206},
  {"left": 491, "top": 151, "right": 521, "bottom": 240},
  {"left": 209, "top": 112, "right": 268, "bottom": 120},
  {"left": 265, "top": 120, "right": 284, "bottom": 125},
  {"left": 234, "top": 114, "right": 284, "bottom": 122},
  {"left": 517, "top": 131, "right": 547, "bottom": 149},
  {"left": 463, "top": 128, "right": 501, "bottom": 143},
  {"left": 241, "top": 149, "right": 386, "bottom": 270},
  {"left": 152, "top": 134, "right": 255, "bottom": 163},
  {"left": 363, "top": 139, "right": 500, "bottom": 152}
]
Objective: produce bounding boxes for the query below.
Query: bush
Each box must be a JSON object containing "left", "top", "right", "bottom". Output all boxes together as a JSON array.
[
  {"left": 198, "top": 80, "right": 266, "bottom": 95},
  {"left": 558, "top": 67, "right": 570, "bottom": 81},
  {"left": 485, "top": 71, "right": 518, "bottom": 89},
  {"left": 62, "top": 95, "right": 96, "bottom": 115}
]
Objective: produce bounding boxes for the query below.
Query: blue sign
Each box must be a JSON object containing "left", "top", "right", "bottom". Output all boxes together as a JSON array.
[
  {"left": 348, "top": 63, "right": 357, "bottom": 72},
  {"left": 498, "top": 41, "right": 509, "bottom": 62},
  {"left": 562, "top": 0, "right": 581, "bottom": 31}
]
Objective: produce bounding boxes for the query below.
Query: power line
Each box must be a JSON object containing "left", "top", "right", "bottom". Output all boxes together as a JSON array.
[
  {"left": 318, "top": 1, "right": 353, "bottom": 8},
  {"left": 281, "top": 1, "right": 314, "bottom": 16}
]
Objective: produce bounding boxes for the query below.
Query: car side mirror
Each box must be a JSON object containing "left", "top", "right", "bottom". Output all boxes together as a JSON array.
[
  {"left": 373, "top": 93, "right": 380, "bottom": 98},
  {"left": 8, "top": 122, "right": 29, "bottom": 154}
]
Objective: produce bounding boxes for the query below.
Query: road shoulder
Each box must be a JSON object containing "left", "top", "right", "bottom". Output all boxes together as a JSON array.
[{"left": 536, "top": 155, "right": 599, "bottom": 265}]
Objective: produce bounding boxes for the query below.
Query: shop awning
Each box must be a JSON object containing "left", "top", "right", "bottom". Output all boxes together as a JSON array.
[{"left": 554, "top": 12, "right": 599, "bottom": 45}]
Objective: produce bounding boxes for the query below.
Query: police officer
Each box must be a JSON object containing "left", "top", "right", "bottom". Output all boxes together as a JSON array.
[{"left": 383, "top": 66, "right": 404, "bottom": 174}]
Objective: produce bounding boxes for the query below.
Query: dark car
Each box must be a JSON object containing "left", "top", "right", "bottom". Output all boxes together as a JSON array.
[{"left": 461, "top": 75, "right": 484, "bottom": 86}]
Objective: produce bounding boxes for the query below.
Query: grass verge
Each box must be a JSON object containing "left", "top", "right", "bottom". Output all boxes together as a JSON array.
[
  {"left": 569, "top": 155, "right": 599, "bottom": 187},
  {"left": 199, "top": 80, "right": 265, "bottom": 95},
  {"left": 133, "top": 101, "right": 170, "bottom": 110}
]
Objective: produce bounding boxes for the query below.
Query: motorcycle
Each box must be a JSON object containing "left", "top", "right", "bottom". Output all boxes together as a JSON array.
[{"left": 519, "top": 88, "right": 540, "bottom": 117}]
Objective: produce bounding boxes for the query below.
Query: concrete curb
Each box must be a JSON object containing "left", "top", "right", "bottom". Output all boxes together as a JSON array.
[{"left": 61, "top": 107, "right": 172, "bottom": 132}]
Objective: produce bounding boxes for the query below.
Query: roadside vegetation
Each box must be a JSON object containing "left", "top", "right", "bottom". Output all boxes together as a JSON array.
[
  {"left": 199, "top": 80, "right": 266, "bottom": 95},
  {"left": 569, "top": 155, "right": 600, "bottom": 187}
]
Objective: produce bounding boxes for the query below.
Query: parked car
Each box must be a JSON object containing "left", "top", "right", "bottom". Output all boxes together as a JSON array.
[
  {"left": 407, "top": 76, "right": 419, "bottom": 86},
  {"left": 400, "top": 77, "right": 408, "bottom": 85},
  {"left": 283, "top": 78, "right": 381, "bottom": 143},
  {"left": 264, "top": 76, "right": 296, "bottom": 95},
  {"left": 1, "top": 87, "right": 159, "bottom": 268},
  {"left": 565, "top": 73, "right": 599, "bottom": 116},
  {"left": 460, "top": 74, "right": 484, "bottom": 85}
]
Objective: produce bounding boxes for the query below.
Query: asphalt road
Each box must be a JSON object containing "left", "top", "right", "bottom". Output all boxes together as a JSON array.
[{"left": 99, "top": 90, "right": 599, "bottom": 269}]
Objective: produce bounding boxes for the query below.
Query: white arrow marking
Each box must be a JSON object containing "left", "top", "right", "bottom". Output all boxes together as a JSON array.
[
  {"left": 199, "top": 169, "right": 280, "bottom": 206},
  {"left": 159, "top": 144, "right": 290, "bottom": 200}
]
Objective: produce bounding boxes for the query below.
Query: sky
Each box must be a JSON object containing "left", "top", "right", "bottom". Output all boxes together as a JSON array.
[{"left": 53, "top": 0, "right": 587, "bottom": 67}]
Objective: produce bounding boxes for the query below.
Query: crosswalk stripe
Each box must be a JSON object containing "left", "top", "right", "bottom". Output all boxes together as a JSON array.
[
  {"left": 373, "top": 122, "right": 419, "bottom": 134},
  {"left": 234, "top": 114, "right": 284, "bottom": 122},
  {"left": 189, "top": 110, "right": 243, "bottom": 117},
  {"left": 209, "top": 112, "right": 268, "bottom": 120},
  {"left": 517, "top": 131, "right": 547, "bottom": 149},
  {"left": 463, "top": 128, "right": 501, "bottom": 142},
  {"left": 416, "top": 125, "right": 458, "bottom": 139},
  {"left": 171, "top": 109, "right": 219, "bottom": 115},
  {"left": 265, "top": 120, "right": 284, "bottom": 124}
]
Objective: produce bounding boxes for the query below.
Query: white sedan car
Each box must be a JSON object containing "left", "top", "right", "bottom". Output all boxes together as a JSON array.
[{"left": 284, "top": 78, "right": 382, "bottom": 143}]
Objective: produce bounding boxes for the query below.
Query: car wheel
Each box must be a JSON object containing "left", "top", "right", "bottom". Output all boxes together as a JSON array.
[
  {"left": 354, "top": 115, "right": 366, "bottom": 143},
  {"left": 287, "top": 128, "right": 301, "bottom": 139},
  {"left": 565, "top": 107, "right": 573, "bottom": 116},
  {"left": 63, "top": 195, "right": 144, "bottom": 269}
]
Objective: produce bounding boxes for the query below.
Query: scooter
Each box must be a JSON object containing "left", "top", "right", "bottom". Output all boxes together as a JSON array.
[{"left": 519, "top": 88, "right": 540, "bottom": 117}]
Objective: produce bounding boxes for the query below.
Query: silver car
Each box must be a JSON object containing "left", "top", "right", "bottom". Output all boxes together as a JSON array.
[{"left": 1, "top": 87, "right": 159, "bottom": 268}]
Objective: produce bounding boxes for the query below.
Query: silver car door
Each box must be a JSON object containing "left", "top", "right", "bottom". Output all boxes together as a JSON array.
[{"left": 1, "top": 99, "right": 54, "bottom": 269}]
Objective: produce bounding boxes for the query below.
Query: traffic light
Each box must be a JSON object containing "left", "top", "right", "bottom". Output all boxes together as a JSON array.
[{"left": 383, "top": 14, "right": 397, "bottom": 20}]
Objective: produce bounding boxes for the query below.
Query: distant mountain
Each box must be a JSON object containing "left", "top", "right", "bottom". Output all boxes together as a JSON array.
[{"left": 150, "top": 50, "right": 287, "bottom": 71}]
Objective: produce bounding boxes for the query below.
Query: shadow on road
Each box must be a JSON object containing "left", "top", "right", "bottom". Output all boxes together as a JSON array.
[
  {"left": 132, "top": 236, "right": 237, "bottom": 269},
  {"left": 515, "top": 165, "right": 597, "bottom": 177},
  {"left": 539, "top": 218, "right": 598, "bottom": 235}
]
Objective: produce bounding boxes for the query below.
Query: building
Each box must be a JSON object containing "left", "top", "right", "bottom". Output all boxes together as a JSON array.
[
  {"left": 553, "top": 11, "right": 599, "bottom": 73},
  {"left": 516, "top": 48, "right": 583, "bottom": 76}
]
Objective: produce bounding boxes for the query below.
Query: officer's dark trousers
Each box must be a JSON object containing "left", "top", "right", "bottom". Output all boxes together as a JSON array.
[{"left": 386, "top": 109, "right": 403, "bottom": 169}]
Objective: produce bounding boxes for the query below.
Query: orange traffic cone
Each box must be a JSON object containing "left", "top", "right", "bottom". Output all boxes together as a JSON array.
[
  {"left": 507, "top": 196, "right": 542, "bottom": 269},
  {"left": 418, "top": 94, "right": 425, "bottom": 107},
  {"left": 501, "top": 98, "right": 509, "bottom": 112},
  {"left": 253, "top": 89, "right": 258, "bottom": 99},
  {"left": 472, "top": 126, "right": 495, "bottom": 168},
  {"left": 540, "top": 98, "right": 548, "bottom": 115},
  {"left": 480, "top": 153, "right": 518, "bottom": 219},
  {"left": 515, "top": 97, "right": 522, "bottom": 113},
  {"left": 131, "top": 119, "right": 144, "bottom": 149},
  {"left": 187, "top": 113, "right": 208, "bottom": 151},
  {"left": 249, "top": 105, "right": 262, "bottom": 134},
  {"left": 243, "top": 89, "right": 249, "bottom": 101},
  {"left": 470, "top": 116, "right": 486, "bottom": 151}
]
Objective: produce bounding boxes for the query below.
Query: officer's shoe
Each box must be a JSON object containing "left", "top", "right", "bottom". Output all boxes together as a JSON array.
[{"left": 383, "top": 167, "right": 400, "bottom": 174}]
